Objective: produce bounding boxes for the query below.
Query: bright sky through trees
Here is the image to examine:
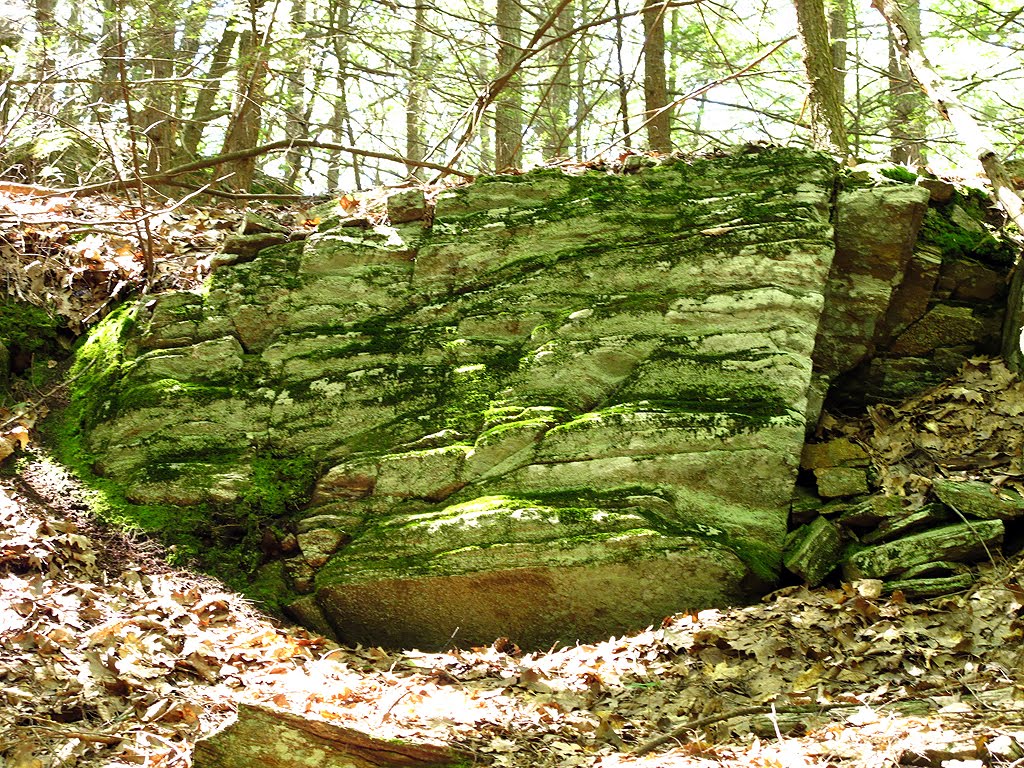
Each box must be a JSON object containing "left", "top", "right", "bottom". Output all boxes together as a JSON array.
[{"left": 0, "top": 0, "right": 1020, "bottom": 192}]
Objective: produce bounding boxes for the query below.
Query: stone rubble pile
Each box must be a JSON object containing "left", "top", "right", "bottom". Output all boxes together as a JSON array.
[{"left": 785, "top": 436, "right": 1020, "bottom": 596}]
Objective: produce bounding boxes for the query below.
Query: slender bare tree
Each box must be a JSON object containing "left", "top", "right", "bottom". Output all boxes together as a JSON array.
[
  {"left": 643, "top": 0, "right": 672, "bottom": 152},
  {"left": 793, "top": 0, "right": 850, "bottom": 155}
]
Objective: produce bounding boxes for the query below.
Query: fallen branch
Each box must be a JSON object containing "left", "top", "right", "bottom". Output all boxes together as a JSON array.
[
  {"left": 41, "top": 141, "right": 473, "bottom": 198},
  {"left": 872, "top": 0, "right": 1024, "bottom": 234},
  {"left": 192, "top": 703, "right": 471, "bottom": 768}
]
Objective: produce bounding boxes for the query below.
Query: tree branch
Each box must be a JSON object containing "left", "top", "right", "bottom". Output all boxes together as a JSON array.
[
  {"left": 44, "top": 140, "right": 474, "bottom": 197},
  {"left": 872, "top": 0, "right": 1024, "bottom": 233}
]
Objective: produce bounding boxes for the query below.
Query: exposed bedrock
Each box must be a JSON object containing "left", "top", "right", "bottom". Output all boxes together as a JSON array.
[{"left": 67, "top": 149, "right": 1012, "bottom": 649}]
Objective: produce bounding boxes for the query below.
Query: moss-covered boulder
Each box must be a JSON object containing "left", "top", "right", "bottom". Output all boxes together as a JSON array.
[{"left": 63, "top": 148, "right": 1013, "bottom": 648}]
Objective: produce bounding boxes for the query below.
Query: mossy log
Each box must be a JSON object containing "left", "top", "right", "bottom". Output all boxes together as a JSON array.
[{"left": 192, "top": 704, "right": 470, "bottom": 768}]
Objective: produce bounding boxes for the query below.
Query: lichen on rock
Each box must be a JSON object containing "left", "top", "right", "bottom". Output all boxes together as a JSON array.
[{"left": 62, "top": 147, "right": 1014, "bottom": 649}]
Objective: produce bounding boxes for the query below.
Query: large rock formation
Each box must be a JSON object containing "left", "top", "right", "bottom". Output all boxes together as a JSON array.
[{"left": 66, "top": 149, "right": 1013, "bottom": 649}]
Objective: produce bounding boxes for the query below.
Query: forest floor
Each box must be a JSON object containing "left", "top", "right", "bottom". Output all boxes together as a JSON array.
[
  {"left": 2, "top": 450, "right": 1024, "bottom": 768},
  {"left": 2, "top": 183, "right": 1024, "bottom": 768}
]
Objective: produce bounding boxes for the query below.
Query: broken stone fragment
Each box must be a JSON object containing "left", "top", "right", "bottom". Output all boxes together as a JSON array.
[
  {"left": 860, "top": 503, "right": 953, "bottom": 545},
  {"left": 932, "top": 478, "right": 1024, "bottom": 520},
  {"left": 284, "top": 557, "right": 315, "bottom": 593},
  {"left": 295, "top": 513, "right": 361, "bottom": 535},
  {"left": 310, "top": 462, "right": 377, "bottom": 504},
  {"left": 133, "top": 336, "right": 245, "bottom": 381},
  {"left": 838, "top": 494, "right": 907, "bottom": 528},
  {"left": 783, "top": 515, "right": 843, "bottom": 586},
  {"left": 387, "top": 188, "right": 428, "bottom": 223},
  {"left": 842, "top": 520, "right": 1003, "bottom": 580},
  {"left": 282, "top": 595, "right": 336, "bottom": 637},
  {"left": 789, "top": 486, "right": 825, "bottom": 526},
  {"left": 886, "top": 573, "right": 975, "bottom": 598},
  {"left": 297, "top": 528, "right": 349, "bottom": 568},
  {"left": 192, "top": 703, "right": 470, "bottom": 768},
  {"left": 899, "top": 560, "right": 968, "bottom": 580},
  {"left": 374, "top": 445, "right": 470, "bottom": 500},
  {"left": 889, "top": 304, "right": 992, "bottom": 357},
  {"left": 814, "top": 467, "right": 869, "bottom": 498},
  {"left": 800, "top": 438, "right": 870, "bottom": 470},
  {"left": 917, "top": 177, "right": 955, "bottom": 203},
  {"left": 219, "top": 232, "right": 290, "bottom": 259},
  {"left": 237, "top": 211, "right": 291, "bottom": 235},
  {"left": 938, "top": 258, "right": 1004, "bottom": 302}
]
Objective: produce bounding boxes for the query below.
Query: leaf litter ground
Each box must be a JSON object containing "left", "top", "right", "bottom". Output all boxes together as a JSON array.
[
  {"left": 3, "top": 187, "right": 1024, "bottom": 767},
  {"left": 2, "top": 446, "right": 1024, "bottom": 768}
]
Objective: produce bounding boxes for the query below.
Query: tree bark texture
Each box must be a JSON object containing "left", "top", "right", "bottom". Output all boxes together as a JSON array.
[
  {"left": 828, "top": 0, "right": 848, "bottom": 106},
  {"left": 327, "top": 0, "right": 355, "bottom": 189},
  {"left": 793, "top": 0, "right": 850, "bottom": 155},
  {"left": 284, "top": 0, "right": 311, "bottom": 185},
  {"left": 181, "top": 26, "right": 238, "bottom": 158},
  {"left": 31, "top": 0, "right": 57, "bottom": 115},
  {"left": 405, "top": 0, "right": 428, "bottom": 179},
  {"left": 138, "top": 0, "right": 179, "bottom": 174},
  {"left": 539, "top": 0, "right": 573, "bottom": 159},
  {"left": 494, "top": 0, "right": 524, "bottom": 170},
  {"left": 192, "top": 704, "right": 469, "bottom": 768},
  {"left": 643, "top": 1, "right": 672, "bottom": 152},
  {"left": 220, "top": 22, "right": 266, "bottom": 191},
  {"left": 886, "top": 0, "right": 924, "bottom": 164},
  {"left": 613, "top": 0, "right": 631, "bottom": 149}
]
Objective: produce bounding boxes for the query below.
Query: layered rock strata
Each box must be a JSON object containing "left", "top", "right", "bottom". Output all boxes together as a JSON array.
[{"left": 68, "top": 149, "right": 1014, "bottom": 648}]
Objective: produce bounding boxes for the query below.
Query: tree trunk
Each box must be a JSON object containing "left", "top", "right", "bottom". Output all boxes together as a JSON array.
[
  {"left": 643, "top": 0, "right": 672, "bottom": 152},
  {"left": 92, "top": 0, "right": 120, "bottom": 108},
  {"left": 539, "top": 0, "right": 573, "bottom": 159},
  {"left": 31, "top": 0, "right": 56, "bottom": 116},
  {"left": 828, "top": 0, "right": 848, "bottom": 106},
  {"left": 573, "top": 0, "right": 592, "bottom": 159},
  {"left": 327, "top": 0, "right": 355, "bottom": 189},
  {"left": 886, "top": 0, "right": 924, "bottom": 165},
  {"left": 284, "top": 0, "right": 310, "bottom": 186},
  {"left": 192, "top": 703, "right": 469, "bottom": 768},
  {"left": 793, "top": 0, "right": 849, "bottom": 155},
  {"left": 0, "top": 18, "right": 18, "bottom": 131},
  {"left": 494, "top": 0, "right": 523, "bottom": 170},
  {"left": 477, "top": 26, "right": 494, "bottom": 171},
  {"left": 181, "top": 26, "right": 239, "bottom": 159},
  {"left": 613, "top": 0, "right": 631, "bottom": 149},
  {"left": 138, "top": 0, "right": 179, "bottom": 174},
  {"left": 405, "top": 0, "right": 428, "bottom": 179},
  {"left": 220, "top": 19, "right": 266, "bottom": 191}
]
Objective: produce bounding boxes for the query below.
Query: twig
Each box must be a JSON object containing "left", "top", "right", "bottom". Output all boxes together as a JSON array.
[
  {"left": 632, "top": 701, "right": 860, "bottom": 756},
  {"left": 20, "top": 716, "right": 123, "bottom": 745},
  {"left": 943, "top": 499, "right": 1000, "bottom": 570},
  {"left": 28, "top": 725, "right": 123, "bottom": 745}
]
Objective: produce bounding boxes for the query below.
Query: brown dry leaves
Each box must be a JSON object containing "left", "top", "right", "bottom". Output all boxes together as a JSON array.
[
  {"left": 0, "top": 483, "right": 326, "bottom": 767},
  {"left": 3, "top": 469, "right": 1024, "bottom": 768},
  {"left": 0, "top": 188, "right": 240, "bottom": 331},
  {"left": 837, "top": 358, "right": 1024, "bottom": 503}
]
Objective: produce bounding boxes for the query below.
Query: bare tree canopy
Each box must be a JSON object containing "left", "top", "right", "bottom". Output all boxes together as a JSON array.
[{"left": 0, "top": 0, "right": 1020, "bottom": 191}]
